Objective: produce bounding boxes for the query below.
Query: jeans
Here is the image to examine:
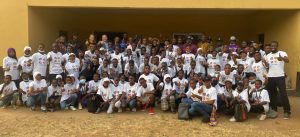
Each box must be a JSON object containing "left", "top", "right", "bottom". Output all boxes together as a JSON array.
[
  {"left": 0, "top": 92, "right": 19, "bottom": 107},
  {"left": 27, "top": 92, "right": 47, "bottom": 107},
  {"left": 267, "top": 76, "right": 291, "bottom": 113},
  {"left": 188, "top": 102, "right": 212, "bottom": 118},
  {"left": 60, "top": 94, "right": 78, "bottom": 109},
  {"left": 128, "top": 99, "right": 137, "bottom": 109}
]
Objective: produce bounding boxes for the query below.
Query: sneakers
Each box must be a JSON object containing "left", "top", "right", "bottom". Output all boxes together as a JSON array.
[
  {"left": 95, "top": 107, "right": 101, "bottom": 114},
  {"left": 141, "top": 104, "right": 147, "bottom": 111},
  {"left": 41, "top": 106, "right": 47, "bottom": 112},
  {"left": 148, "top": 107, "right": 155, "bottom": 115},
  {"left": 78, "top": 103, "right": 83, "bottom": 110},
  {"left": 283, "top": 112, "right": 290, "bottom": 120},
  {"left": 259, "top": 114, "right": 267, "bottom": 121},
  {"left": 132, "top": 108, "right": 136, "bottom": 112},
  {"left": 229, "top": 116, "right": 236, "bottom": 122},
  {"left": 70, "top": 106, "right": 77, "bottom": 111},
  {"left": 65, "top": 107, "right": 69, "bottom": 110},
  {"left": 12, "top": 105, "right": 17, "bottom": 110}
]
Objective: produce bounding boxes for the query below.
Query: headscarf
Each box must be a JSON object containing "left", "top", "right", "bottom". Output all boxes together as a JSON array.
[
  {"left": 7, "top": 48, "right": 17, "bottom": 60},
  {"left": 163, "top": 74, "right": 172, "bottom": 90},
  {"left": 33, "top": 72, "right": 41, "bottom": 82}
]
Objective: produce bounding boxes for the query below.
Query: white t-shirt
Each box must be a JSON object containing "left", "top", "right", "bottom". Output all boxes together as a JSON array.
[
  {"left": 186, "top": 87, "right": 202, "bottom": 102},
  {"left": 3, "top": 57, "right": 19, "bottom": 80},
  {"left": 18, "top": 56, "right": 33, "bottom": 74},
  {"left": 0, "top": 81, "right": 17, "bottom": 96},
  {"left": 207, "top": 58, "right": 220, "bottom": 75},
  {"left": 32, "top": 53, "right": 47, "bottom": 77},
  {"left": 29, "top": 79, "right": 47, "bottom": 96},
  {"left": 65, "top": 61, "right": 80, "bottom": 79},
  {"left": 220, "top": 53, "right": 229, "bottom": 70},
  {"left": 172, "top": 77, "right": 188, "bottom": 94},
  {"left": 61, "top": 83, "right": 77, "bottom": 102},
  {"left": 125, "top": 82, "right": 138, "bottom": 98},
  {"left": 137, "top": 83, "right": 154, "bottom": 97},
  {"left": 19, "top": 80, "right": 31, "bottom": 102},
  {"left": 238, "top": 58, "right": 254, "bottom": 73},
  {"left": 47, "top": 85, "right": 61, "bottom": 97},
  {"left": 111, "top": 84, "right": 123, "bottom": 99},
  {"left": 252, "top": 61, "right": 267, "bottom": 82},
  {"left": 266, "top": 51, "right": 287, "bottom": 77},
  {"left": 251, "top": 89, "right": 270, "bottom": 110},
  {"left": 111, "top": 52, "right": 122, "bottom": 64},
  {"left": 97, "top": 85, "right": 113, "bottom": 102},
  {"left": 232, "top": 89, "right": 251, "bottom": 112},
  {"left": 109, "top": 64, "right": 122, "bottom": 76},
  {"left": 161, "top": 82, "right": 173, "bottom": 99},
  {"left": 182, "top": 53, "right": 195, "bottom": 65},
  {"left": 139, "top": 73, "right": 159, "bottom": 85},
  {"left": 47, "top": 51, "right": 63, "bottom": 74},
  {"left": 87, "top": 80, "right": 100, "bottom": 93},
  {"left": 219, "top": 87, "right": 234, "bottom": 98},
  {"left": 202, "top": 86, "right": 218, "bottom": 108},
  {"left": 219, "top": 70, "right": 236, "bottom": 85},
  {"left": 195, "top": 55, "right": 206, "bottom": 74}
]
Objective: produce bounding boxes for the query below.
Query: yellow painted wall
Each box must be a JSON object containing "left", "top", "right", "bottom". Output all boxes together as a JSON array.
[{"left": 28, "top": 7, "right": 252, "bottom": 51}]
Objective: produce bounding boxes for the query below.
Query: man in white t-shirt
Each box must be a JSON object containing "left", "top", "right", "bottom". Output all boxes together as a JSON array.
[
  {"left": 264, "top": 41, "right": 291, "bottom": 119},
  {"left": 27, "top": 72, "right": 47, "bottom": 111},
  {"left": 47, "top": 43, "right": 64, "bottom": 81},
  {"left": 0, "top": 75, "right": 18, "bottom": 109},
  {"left": 188, "top": 76, "right": 217, "bottom": 123},
  {"left": 137, "top": 77, "right": 156, "bottom": 115},
  {"left": 31, "top": 44, "right": 48, "bottom": 78},
  {"left": 249, "top": 80, "right": 270, "bottom": 121},
  {"left": 229, "top": 81, "right": 251, "bottom": 122}
]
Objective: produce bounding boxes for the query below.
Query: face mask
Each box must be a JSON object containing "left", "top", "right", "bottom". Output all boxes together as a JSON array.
[
  {"left": 250, "top": 79, "right": 255, "bottom": 84},
  {"left": 80, "top": 79, "right": 86, "bottom": 84}
]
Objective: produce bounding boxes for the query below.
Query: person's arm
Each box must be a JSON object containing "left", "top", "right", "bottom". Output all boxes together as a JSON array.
[
  {"left": 277, "top": 53, "right": 289, "bottom": 63},
  {"left": 202, "top": 99, "right": 215, "bottom": 105},
  {"left": 191, "top": 93, "right": 202, "bottom": 100},
  {"left": 144, "top": 89, "right": 156, "bottom": 95}
]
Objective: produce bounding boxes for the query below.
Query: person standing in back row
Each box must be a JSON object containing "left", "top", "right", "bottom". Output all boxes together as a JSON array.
[{"left": 264, "top": 41, "right": 291, "bottom": 119}]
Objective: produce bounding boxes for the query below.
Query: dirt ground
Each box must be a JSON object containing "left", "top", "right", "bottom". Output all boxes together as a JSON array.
[{"left": 0, "top": 97, "right": 299, "bottom": 137}]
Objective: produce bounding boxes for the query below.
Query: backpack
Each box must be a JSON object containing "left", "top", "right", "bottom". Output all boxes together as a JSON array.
[
  {"left": 87, "top": 94, "right": 97, "bottom": 113},
  {"left": 178, "top": 102, "right": 190, "bottom": 120},
  {"left": 234, "top": 103, "right": 248, "bottom": 122}
]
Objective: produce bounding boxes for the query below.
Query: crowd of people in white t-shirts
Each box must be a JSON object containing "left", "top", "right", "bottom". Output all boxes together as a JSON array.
[{"left": 0, "top": 33, "right": 291, "bottom": 123}]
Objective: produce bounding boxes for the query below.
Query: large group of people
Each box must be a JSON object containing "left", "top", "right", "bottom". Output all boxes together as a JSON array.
[{"left": 0, "top": 33, "right": 291, "bottom": 123}]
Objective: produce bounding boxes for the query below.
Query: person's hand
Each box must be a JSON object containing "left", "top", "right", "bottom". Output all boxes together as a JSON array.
[
  {"left": 191, "top": 93, "right": 196, "bottom": 98},
  {"left": 277, "top": 54, "right": 283, "bottom": 61},
  {"left": 198, "top": 87, "right": 203, "bottom": 94}
]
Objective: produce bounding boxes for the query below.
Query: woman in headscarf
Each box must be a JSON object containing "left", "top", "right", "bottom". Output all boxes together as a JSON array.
[
  {"left": 27, "top": 72, "right": 47, "bottom": 111},
  {"left": 3, "top": 48, "right": 20, "bottom": 86},
  {"left": 159, "top": 74, "right": 175, "bottom": 112},
  {"left": 18, "top": 46, "right": 33, "bottom": 79}
]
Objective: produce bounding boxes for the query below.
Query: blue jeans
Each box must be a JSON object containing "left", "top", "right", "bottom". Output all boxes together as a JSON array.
[
  {"left": 27, "top": 92, "right": 47, "bottom": 107},
  {"left": 60, "top": 94, "right": 78, "bottom": 109},
  {"left": 128, "top": 99, "right": 137, "bottom": 109},
  {"left": 188, "top": 102, "right": 212, "bottom": 118}
]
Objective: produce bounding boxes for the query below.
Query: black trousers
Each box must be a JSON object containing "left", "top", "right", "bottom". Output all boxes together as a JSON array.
[{"left": 267, "top": 76, "right": 291, "bottom": 114}]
